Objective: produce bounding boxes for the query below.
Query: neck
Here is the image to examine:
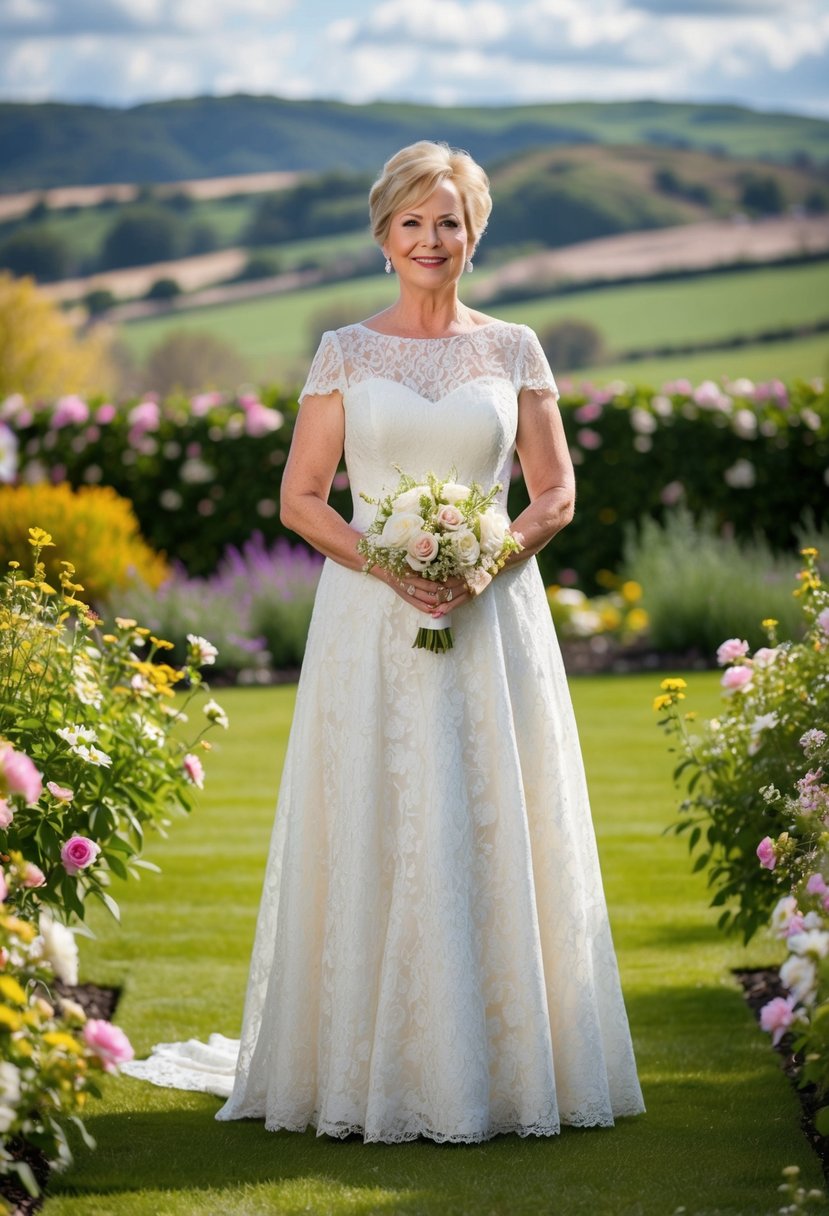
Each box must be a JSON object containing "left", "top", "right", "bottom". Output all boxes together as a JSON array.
[{"left": 385, "top": 287, "right": 471, "bottom": 337}]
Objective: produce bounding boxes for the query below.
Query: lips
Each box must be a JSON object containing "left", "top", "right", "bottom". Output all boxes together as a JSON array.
[{"left": 412, "top": 257, "right": 447, "bottom": 267}]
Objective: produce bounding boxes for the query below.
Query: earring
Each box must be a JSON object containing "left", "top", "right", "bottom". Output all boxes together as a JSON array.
[
  {"left": 385, "top": 257, "right": 392, "bottom": 274},
  {"left": 465, "top": 258, "right": 474, "bottom": 273}
]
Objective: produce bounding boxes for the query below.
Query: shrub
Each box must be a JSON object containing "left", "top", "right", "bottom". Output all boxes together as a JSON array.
[
  {"left": 99, "top": 207, "right": 184, "bottom": 270},
  {"left": 0, "top": 483, "right": 169, "bottom": 604},
  {"left": 546, "top": 579, "right": 649, "bottom": 643},
  {"left": 0, "top": 228, "right": 70, "bottom": 283},
  {"left": 538, "top": 318, "right": 605, "bottom": 371},
  {"left": 654, "top": 547, "right": 829, "bottom": 944},
  {"left": 0, "top": 527, "right": 226, "bottom": 925},
  {"left": 144, "top": 277, "right": 181, "bottom": 301},
  {"left": 144, "top": 330, "right": 249, "bottom": 395},
  {"left": 624, "top": 508, "right": 807, "bottom": 654}
]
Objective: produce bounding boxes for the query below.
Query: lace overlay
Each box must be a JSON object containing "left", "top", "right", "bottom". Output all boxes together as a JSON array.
[{"left": 122, "top": 321, "right": 646, "bottom": 1144}]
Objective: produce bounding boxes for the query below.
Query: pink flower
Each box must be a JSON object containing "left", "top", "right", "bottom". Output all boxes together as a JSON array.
[
  {"left": 83, "top": 1019, "right": 134, "bottom": 1072},
  {"left": 716, "top": 637, "right": 749, "bottom": 666},
  {"left": 183, "top": 754, "right": 205, "bottom": 789},
  {"left": 243, "top": 403, "right": 283, "bottom": 438},
  {"left": 807, "top": 873, "right": 829, "bottom": 897},
  {"left": 576, "top": 427, "right": 602, "bottom": 450},
  {"left": 95, "top": 403, "right": 116, "bottom": 424},
  {"left": 46, "top": 781, "right": 74, "bottom": 802},
  {"left": 574, "top": 402, "right": 603, "bottom": 423},
  {"left": 0, "top": 799, "right": 12, "bottom": 829},
  {"left": 23, "top": 862, "right": 46, "bottom": 888},
  {"left": 60, "top": 835, "right": 101, "bottom": 876},
  {"left": 0, "top": 745, "right": 42, "bottom": 805},
  {"left": 51, "top": 395, "right": 89, "bottom": 429},
  {"left": 818, "top": 608, "right": 829, "bottom": 636},
  {"left": 128, "top": 400, "right": 161, "bottom": 433},
  {"left": 756, "top": 836, "right": 776, "bottom": 870},
  {"left": 721, "top": 665, "right": 753, "bottom": 693},
  {"left": 0, "top": 869, "right": 6, "bottom": 902},
  {"left": 759, "top": 995, "right": 799, "bottom": 1046},
  {"left": 436, "top": 503, "right": 464, "bottom": 531},
  {"left": 753, "top": 647, "right": 779, "bottom": 667}
]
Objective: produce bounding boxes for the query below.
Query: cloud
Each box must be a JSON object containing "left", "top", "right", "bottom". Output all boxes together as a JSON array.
[{"left": 0, "top": 0, "right": 293, "bottom": 37}]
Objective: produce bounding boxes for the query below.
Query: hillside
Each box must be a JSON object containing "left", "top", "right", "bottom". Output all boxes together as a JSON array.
[{"left": 1, "top": 95, "right": 828, "bottom": 192}]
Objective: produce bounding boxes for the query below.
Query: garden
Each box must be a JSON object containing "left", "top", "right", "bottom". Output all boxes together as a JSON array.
[{"left": 0, "top": 295, "right": 828, "bottom": 1212}]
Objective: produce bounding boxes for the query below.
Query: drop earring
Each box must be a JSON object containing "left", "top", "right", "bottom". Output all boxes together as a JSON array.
[
  {"left": 385, "top": 257, "right": 392, "bottom": 274},
  {"left": 465, "top": 258, "right": 474, "bottom": 273}
]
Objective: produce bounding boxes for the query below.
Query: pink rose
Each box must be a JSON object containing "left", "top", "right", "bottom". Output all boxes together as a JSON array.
[
  {"left": 721, "top": 666, "right": 753, "bottom": 693},
  {"left": 0, "top": 745, "right": 42, "bottom": 805},
  {"left": 183, "top": 753, "right": 205, "bottom": 789},
  {"left": 23, "top": 862, "right": 46, "bottom": 888},
  {"left": 807, "top": 873, "right": 829, "bottom": 897},
  {"left": 46, "top": 781, "right": 74, "bottom": 802},
  {"left": 435, "top": 504, "right": 464, "bottom": 532},
  {"left": 759, "top": 995, "right": 798, "bottom": 1046},
  {"left": 405, "top": 531, "right": 439, "bottom": 572},
  {"left": 60, "top": 835, "right": 101, "bottom": 876},
  {"left": 0, "top": 799, "right": 12, "bottom": 829},
  {"left": 716, "top": 637, "right": 749, "bottom": 666},
  {"left": 83, "top": 1019, "right": 134, "bottom": 1072},
  {"left": 756, "top": 836, "right": 776, "bottom": 870},
  {"left": 819, "top": 608, "right": 829, "bottom": 636},
  {"left": 753, "top": 647, "right": 779, "bottom": 667}
]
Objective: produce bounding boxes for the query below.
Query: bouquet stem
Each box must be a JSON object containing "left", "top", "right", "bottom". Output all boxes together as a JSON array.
[{"left": 413, "top": 616, "right": 454, "bottom": 653}]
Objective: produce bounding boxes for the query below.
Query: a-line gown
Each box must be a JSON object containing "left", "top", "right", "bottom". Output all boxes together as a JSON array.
[{"left": 121, "top": 320, "right": 646, "bottom": 1143}]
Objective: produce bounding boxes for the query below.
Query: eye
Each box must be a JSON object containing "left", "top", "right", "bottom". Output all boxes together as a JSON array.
[
  {"left": 402, "top": 219, "right": 418, "bottom": 226},
  {"left": 442, "top": 219, "right": 459, "bottom": 227}
]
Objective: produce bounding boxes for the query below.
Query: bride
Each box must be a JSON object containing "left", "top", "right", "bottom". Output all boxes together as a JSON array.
[{"left": 123, "top": 140, "right": 646, "bottom": 1143}]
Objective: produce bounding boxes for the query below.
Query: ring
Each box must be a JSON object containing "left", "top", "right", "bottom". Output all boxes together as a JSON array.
[
  {"left": 445, "top": 589, "right": 453, "bottom": 603},
  {"left": 406, "top": 585, "right": 416, "bottom": 597}
]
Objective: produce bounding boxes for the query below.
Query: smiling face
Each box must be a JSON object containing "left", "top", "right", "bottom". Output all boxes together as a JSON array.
[{"left": 382, "top": 179, "right": 471, "bottom": 287}]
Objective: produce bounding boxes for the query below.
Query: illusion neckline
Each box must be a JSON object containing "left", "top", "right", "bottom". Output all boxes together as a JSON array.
[{"left": 353, "top": 320, "right": 505, "bottom": 341}]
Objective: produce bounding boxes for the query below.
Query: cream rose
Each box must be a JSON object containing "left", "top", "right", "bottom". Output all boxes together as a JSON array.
[
  {"left": 440, "top": 482, "right": 471, "bottom": 505},
  {"left": 405, "top": 531, "right": 440, "bottom": 571},
  {"left": 435, "top": 503, "right": 464, "bottom": 532},
  {"left": 452, "top": 528, "right": 481, "bottom": 566},
  {"left": 376, "top": 512, "right": 424, "bottom": 548},
  {"left": 393, "top": 485, "right": 434, "bottom": 514},
  {"left": 478, "top": 509, "right": 509, "bottom": 555}
]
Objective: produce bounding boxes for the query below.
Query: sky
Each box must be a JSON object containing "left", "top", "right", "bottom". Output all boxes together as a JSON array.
[{"left": 0, "top": 0, "right": 828, "bottom": 118}]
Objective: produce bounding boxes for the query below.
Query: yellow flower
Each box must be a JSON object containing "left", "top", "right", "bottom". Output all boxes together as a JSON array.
[
  {"left": 28, "top": 527, "right": 55, "bottom": 548},
  {"left": 0, "top": 975, "right": 28, "bottom": 1006},
  {"left": 627, "top": 608, "right": 649, "bottom": 633},
  {"left": 115, "top": 617, "right": 138, "bottom": 629},
  {"left": 38, "top": 582, "right": 57, "bottom": 595},
  {"left": 660, "top": 677, "right": 688, "bottom": 691},
  {"left": 684, "top": 711, "right": 698, "bottom": 721},
  {"left": 761, "top": 618, "right": 778, "bottom": 629},
  {"left": 199, "top": 740, "right": 212, "bottom": 751},
  {"left": 43, "top": 1031, "right": 83, "bottom": 1054},
  {"left": 1, "top": 915, "right": 35, "bottom": 942},
  {"left": 8, "top": 561, "right": 19, "bottom": 569},
  {"left": 801, "top": 547, "right": 818, "bottom": 559},
  {"left": 102, "top": 634, "right": 118, "bottom": 644},
  {"left": 621, "top": 580, "right": 643, "bottom": 603},
  {"left": 150, "top": 636, "right": 175, "bottom": 650},
  {"left": 16, "top": 1038, "right": 33, "bottom": 1058},
  {"left": 0, "top": 1005, "right": 22, "bottom": 1031},
  {"left": 653, "top": 694, "right": 673, "bottom": 712}
]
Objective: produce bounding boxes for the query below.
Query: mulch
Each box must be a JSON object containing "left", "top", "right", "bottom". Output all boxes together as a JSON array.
[
  {"left": 1, "top": 982, "right": 120, "bottom": 1216},
  {"left": 734, "top": 966, "right": 829, "bottom": 1182}
]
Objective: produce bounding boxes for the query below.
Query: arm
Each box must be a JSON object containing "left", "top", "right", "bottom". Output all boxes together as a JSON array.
[{"left": 503, "top": 386, "right": 576, "bottom": 569}]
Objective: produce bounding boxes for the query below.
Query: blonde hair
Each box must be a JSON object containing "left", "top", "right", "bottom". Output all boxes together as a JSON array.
[{"left": 369, "top": 140, "right": 492, "bottom": 255}]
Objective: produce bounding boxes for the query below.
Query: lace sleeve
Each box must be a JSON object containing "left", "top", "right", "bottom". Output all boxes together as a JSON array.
[
  {"left": 298, "top": 331, "right": 347, "bottom": 402},
  {"left": 515, "top": 326, "right": 560, "bottom": 399}
]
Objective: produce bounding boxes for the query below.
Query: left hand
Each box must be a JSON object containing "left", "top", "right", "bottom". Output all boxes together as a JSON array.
[{"left": 424, "top": 573, "right": 473, "bottom": 618}]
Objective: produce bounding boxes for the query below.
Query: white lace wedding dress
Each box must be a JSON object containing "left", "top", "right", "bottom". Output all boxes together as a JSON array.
[{"left": 121, "top": 321, "right": 646, "bottom": 1143}]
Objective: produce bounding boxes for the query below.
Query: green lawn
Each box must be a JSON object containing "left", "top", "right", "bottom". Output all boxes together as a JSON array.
[
  {"left": 117, "top": 259, "right": 829, "bottom": 388},
  {"left": 41, "top": 671, "right": 824, "bottom": 1216}
]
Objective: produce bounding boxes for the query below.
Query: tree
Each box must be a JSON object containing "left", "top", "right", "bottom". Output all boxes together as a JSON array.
[
  {"left": 84, "top": 287, "right": 117, "bottom": 316},
  {"left": 0, "top": 227, "right": 70, "bottom": 282},
  {"left": 144, "top": 329, "right": 248, "bottom": 395},
  {"left": 145, "top": 277, "right": 181, "bottom": 301},
  {"left": 0, "top": 272, "right": 115, "bottom": 400},
  {"left": 538, "top": 318, "right": 606, "bottom": 371},
  {"left": 100, "top": 206, "right": 184, "bottom": 269},
  {"left": 739, "top": 174, "right": 785, "bottom": 216}
]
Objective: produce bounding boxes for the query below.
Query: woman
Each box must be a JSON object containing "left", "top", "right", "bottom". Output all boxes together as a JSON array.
[{"left": 123, "top": 140, "right": 646, "bottom": 1143}]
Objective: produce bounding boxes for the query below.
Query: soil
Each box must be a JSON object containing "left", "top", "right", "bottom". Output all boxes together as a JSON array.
[
  {"left": 0, "top": 982, "right": 121, "bottom": 1216},
  {"left": 734, "top": 966, "right": 829, "bottom": 1181}
]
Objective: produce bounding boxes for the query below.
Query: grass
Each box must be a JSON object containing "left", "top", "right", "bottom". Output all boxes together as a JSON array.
[
  {"left": 40, "top": 672, "right": 825, "bottom": 1216},
  {"left": 117, "top": 259, "right": 829, "bottom": 387}
]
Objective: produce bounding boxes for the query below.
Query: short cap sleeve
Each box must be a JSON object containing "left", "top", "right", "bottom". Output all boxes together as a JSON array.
[
  {"left": 298, "top": 330, "right": 347, "bottom": 402},
  {"left": 515, "top": 325, "right": 560, "bottom": 399}
]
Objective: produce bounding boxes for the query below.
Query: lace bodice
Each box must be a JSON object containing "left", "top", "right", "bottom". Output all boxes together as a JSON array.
[{"left": 299, "top": 321, "right": 559, "bottom": 530}]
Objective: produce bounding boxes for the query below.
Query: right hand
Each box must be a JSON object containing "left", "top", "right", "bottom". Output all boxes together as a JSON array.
[{"left": 371, "top": 566, "right": 467, "bottom": 617}]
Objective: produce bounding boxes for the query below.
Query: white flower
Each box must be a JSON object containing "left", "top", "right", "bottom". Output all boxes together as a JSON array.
[
  {"left": 724, "top": 458, "right": 755, "bottom": 489},
  {"left": 36, "top": 910, "right": 79, "bottom": 985},
  {"left": 57, "top": 724, "right": 97, "bottom": 747},
  {"left": 452, "top": 528, "right": 481, "bottom": 567},
  {"left": 435, "top": 503, "right": 464, "bottom": 532},
  {"left": 788, "top": 930, "right": 829, "bottom": 959},
  {"left": 376, "top": 512, "right": 424, "bottom": 549},
  {"left": 0, "top": 1061, "right": 21, "bottom": 1133},
  {"left": 478, "top": 509, "right": 509, "bottom": 555},
  {"left": 180, "top": 457, "right": 215, "bottom": 484},
  {"left": 187, "top": 634, "right": 218, "bottom": 666},
  {"left": 771, "top": 896, "right": 799, "bottom": 938},
  {"left": 465, "top": 568, "right": 492, "bottom": 596},
  {"left": 0, "top": 422, "right": 19, "bottom": 483},
  {"left": 203, "top": 698, "right": 229, "bottom": 729},
  {"left": 440, "top": 482, "right": 471, "bottom": 505},
  {"left": 630, "top": 406, "right": 657, "bottom": 434},
  {"left": 392, "top": 484, "right": 434, "bottom": 514},
  {"left": 780, "top": 954, "right": 818, "bottom": 1005},
  {"left": 86, "top": 745, "right": 112, "bottom": 767},
  {"left": 750, "top": 712, "right": 779, "bottom": 736}
]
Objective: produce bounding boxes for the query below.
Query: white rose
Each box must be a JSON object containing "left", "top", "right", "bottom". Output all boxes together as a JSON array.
[
  {"left": 478, "top": 509, "right": 509, "bottom": 555},
  {"left": 440, "top": 482, "right": 471, "bottom": 505},
  {"left": 771, "top": 895, "right": 799, "bottom": 938},
  {"left": 435, "top": 503, "right": 464, "bottom": 532},
  {"left": 789, "top": 929, "right": 829, "bottom": 959},
  {"left": 780, "top": 954, "right": 818, "bottom": 1004},
  {"left": 377, "top": 512, "right": 424, "bottom": 549},
  {"left": 392, "top": 485, "right": 434, "bottom": 514},
  {"left": 36, "top": 909, "right": 79, "bottom": 985},
  {"left": 405, "top": 531, "right": 440, "bottom": 571},
  {"left": 453, "top": 528, "right": 481, "bottom": 566}
]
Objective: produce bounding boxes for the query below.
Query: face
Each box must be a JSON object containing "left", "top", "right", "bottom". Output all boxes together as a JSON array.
[{"left": 383, "top": 179, "right": 471, "bottom": 285}]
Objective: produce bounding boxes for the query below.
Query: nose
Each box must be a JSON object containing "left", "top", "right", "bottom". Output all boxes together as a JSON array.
[{"left": 421, "top": 223, "right": 442, "bottom": 246}]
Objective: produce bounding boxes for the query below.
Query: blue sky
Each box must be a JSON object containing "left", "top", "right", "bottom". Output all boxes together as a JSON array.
[{"left": 0, "top": 0, "right": 827, "bottom": 118}]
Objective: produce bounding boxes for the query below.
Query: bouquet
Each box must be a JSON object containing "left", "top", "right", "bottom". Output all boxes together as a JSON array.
[{"left": 356, "top": 467, "right": 523, "bottom": 653}]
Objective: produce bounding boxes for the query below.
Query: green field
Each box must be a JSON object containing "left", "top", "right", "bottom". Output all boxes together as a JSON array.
[
  {"left": 118, "top": 259, "right": 829, "bottom": 388},
  {"left": 40, "top": 673, "right": 824, "bottom": 1216}
]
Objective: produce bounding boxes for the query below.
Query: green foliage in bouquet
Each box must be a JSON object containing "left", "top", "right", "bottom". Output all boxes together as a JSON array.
[
  {"left": 655, "top": 548, "right": 829, "bottom": 944},
  {"left": 0, "top": 527, "right": 227, "bottom": 926}
]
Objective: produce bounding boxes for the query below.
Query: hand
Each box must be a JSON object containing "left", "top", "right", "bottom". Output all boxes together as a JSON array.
[{"left": 372, "top": 567, "right": 472, "bottom": 617}]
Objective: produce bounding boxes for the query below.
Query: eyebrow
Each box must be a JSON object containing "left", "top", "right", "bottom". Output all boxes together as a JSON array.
[{"left": 401, "top": 210, "right": 459, "bottom": 218}]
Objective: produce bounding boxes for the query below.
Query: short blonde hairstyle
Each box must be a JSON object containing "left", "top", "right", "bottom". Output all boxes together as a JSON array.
[{"left": 369, "top": 140, "right": 492, "bottom": 255}]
